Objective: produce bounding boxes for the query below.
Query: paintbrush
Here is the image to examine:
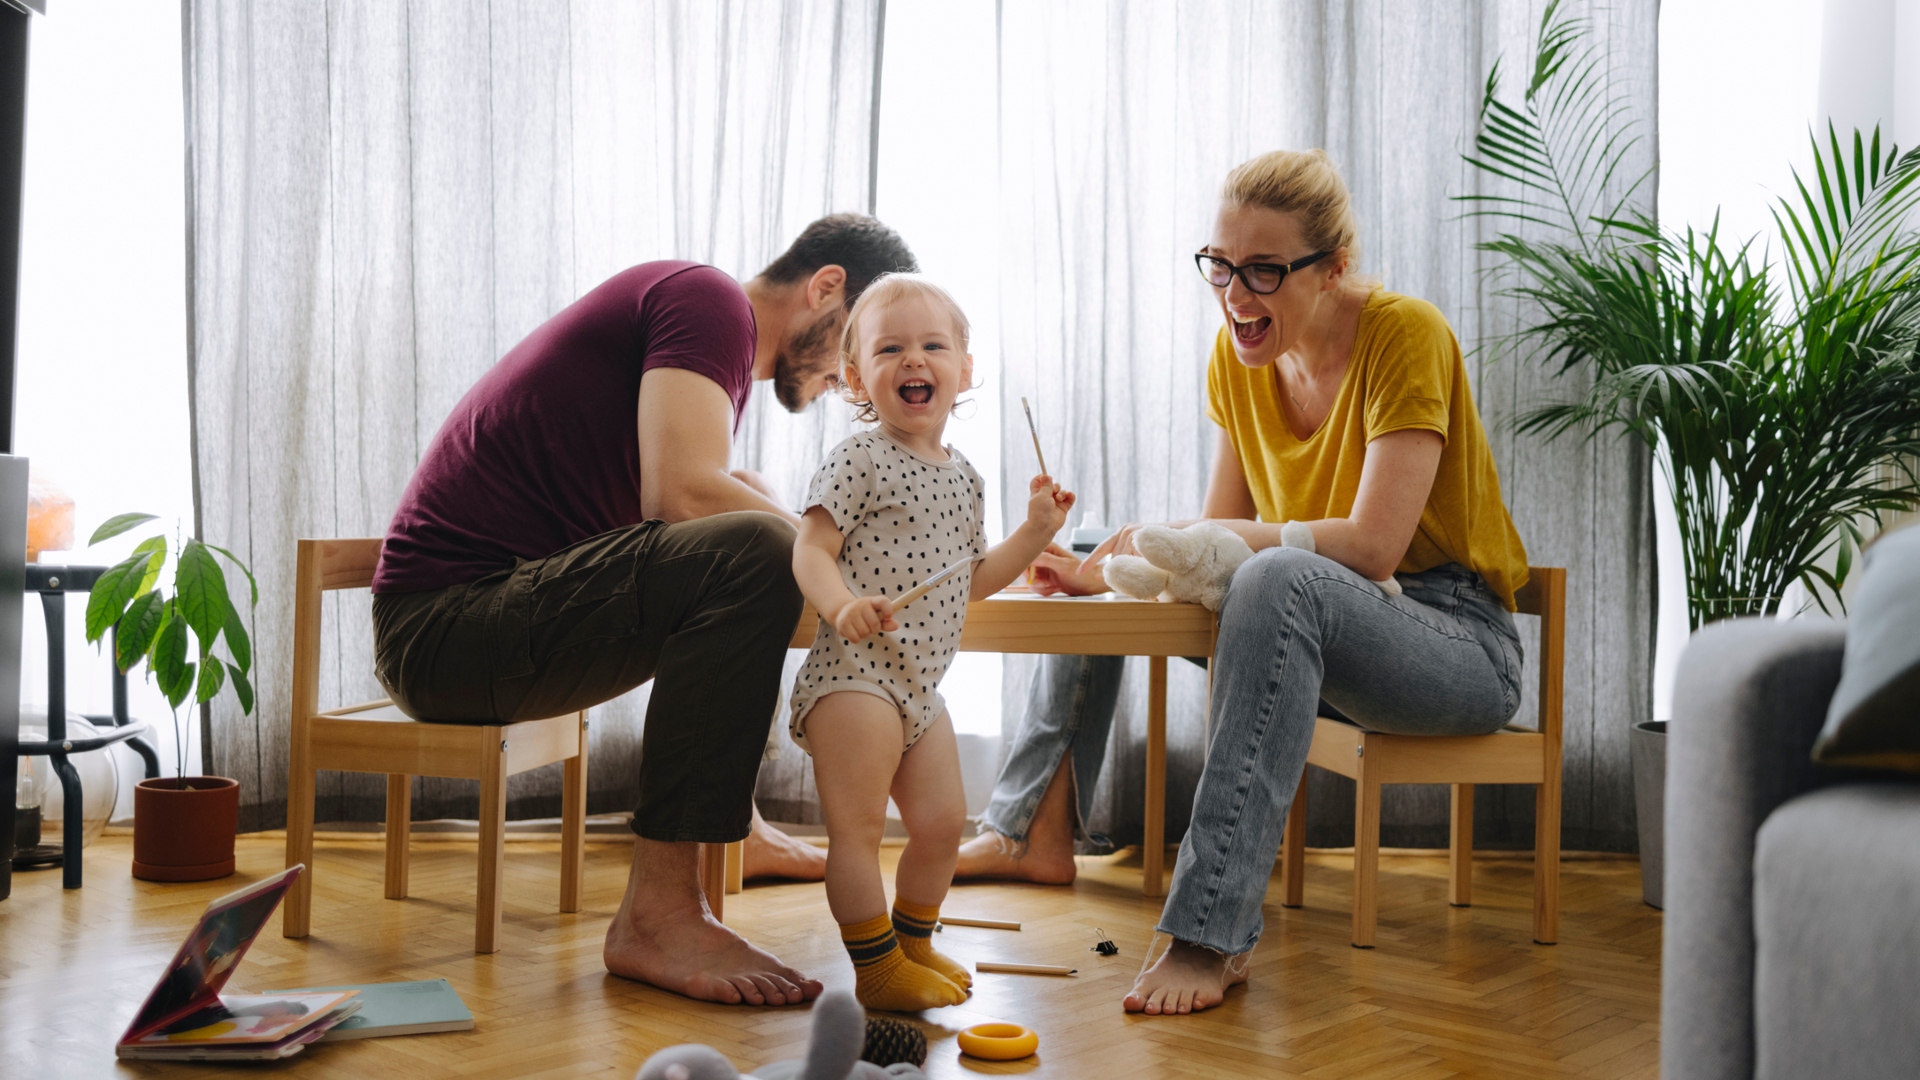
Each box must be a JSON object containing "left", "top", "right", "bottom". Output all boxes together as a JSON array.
[{"left": 1020, "top": 396, "right": 1050, "bottom": 477}]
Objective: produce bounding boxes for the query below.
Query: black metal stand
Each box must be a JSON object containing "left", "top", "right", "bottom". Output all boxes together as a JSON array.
[{"left": 14, "top": 564, "right": 157, "bottom": 888}]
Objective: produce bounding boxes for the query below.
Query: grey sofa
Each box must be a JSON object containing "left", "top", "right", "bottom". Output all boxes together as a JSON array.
[{"left": 1663, "top": 618, "right": 1920, "bottom": 1079}]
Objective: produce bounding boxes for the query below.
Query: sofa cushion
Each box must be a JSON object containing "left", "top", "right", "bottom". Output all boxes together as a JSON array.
[
  {"left": 1754, "top": 784, "right": 1920, "bottom": 1080},
  {"left": 1815, "top": 523, "right": 1920, "bottom": 771}
]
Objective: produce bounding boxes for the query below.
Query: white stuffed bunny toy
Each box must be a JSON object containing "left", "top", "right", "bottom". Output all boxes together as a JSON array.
[{"left": 1102, "top": 520, "right": 1401, "bottom": 610}]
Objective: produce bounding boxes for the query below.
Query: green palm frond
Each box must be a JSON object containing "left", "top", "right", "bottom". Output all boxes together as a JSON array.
[{"left": 1459, "top": 0, "right": 1652, "bottom": 252}]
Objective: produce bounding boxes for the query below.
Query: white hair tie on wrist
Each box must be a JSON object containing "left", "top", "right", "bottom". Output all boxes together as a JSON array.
[{"left": 1279, "top": 519, "right": 1402, "bottom": 598}]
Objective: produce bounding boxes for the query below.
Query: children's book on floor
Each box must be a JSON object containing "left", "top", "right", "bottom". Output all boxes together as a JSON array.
[
  {"left": 115, "top": 865, "right": 363, "bottom": 1061},
  {"left": 270, "top": 978, "right": 475, "bottom": 1040}
]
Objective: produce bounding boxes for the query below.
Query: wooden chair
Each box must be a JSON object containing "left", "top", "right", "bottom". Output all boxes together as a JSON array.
[
  {"left": 282, "top": 538, "right": 589, "bottom": 954},
  {"left": 1278, "top": 566, "right": 1566, "bottom": 948}
]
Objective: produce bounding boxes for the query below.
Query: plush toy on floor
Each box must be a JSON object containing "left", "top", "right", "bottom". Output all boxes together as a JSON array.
[
  {"left": 634, "top": 990, "right": 928, "bottom": 1080},
  {"left": 1102, "top": 520, "right": 1400, "bottom": 610}
]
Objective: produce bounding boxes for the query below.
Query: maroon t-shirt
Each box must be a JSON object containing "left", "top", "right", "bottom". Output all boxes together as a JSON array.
[{"left": 372, "top": 261, "right": 755, "bottom": 594}]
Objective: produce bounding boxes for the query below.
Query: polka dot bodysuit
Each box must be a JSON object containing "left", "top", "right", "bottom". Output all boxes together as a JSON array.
[{"left": 789, "top": 429, "right": 986, "bottom": 751}]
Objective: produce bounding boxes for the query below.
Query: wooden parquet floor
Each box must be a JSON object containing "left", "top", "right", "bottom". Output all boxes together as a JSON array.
[{"left": 0, "top": 833, "right": 1660, "bottom": 1079}]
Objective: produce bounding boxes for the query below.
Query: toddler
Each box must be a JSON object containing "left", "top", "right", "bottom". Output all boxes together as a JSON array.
[{"left": 789, "top": 274, "right": 1073, "bottom": 1012}]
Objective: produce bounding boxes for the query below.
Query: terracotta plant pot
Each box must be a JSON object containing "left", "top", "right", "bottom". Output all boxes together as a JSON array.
[{"left": 132, "top": 777, "right": 239, "bottom": 882}]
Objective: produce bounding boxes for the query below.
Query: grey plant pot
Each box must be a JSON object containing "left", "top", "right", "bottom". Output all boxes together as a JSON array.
[{"left": 1630, "top": 720, "right": 1667, "bottom": 909}]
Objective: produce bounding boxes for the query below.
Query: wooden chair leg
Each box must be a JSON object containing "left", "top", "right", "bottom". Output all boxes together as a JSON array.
[
  {"left": 560, "top": 713, "right": 588, "bottom": 914},
  {"left": 1533, "top": 775, "right": 1562, "bottom": 944},
  {"left": 1449, "top": 782, "right": 1473, "bottom": 907},
  {"left": 1142, "top": 656, "right": 1168, "bottom": 898},
  {"left": 724, "top": 839, "right": 744, "bottom": 894},
  {"left": 701, "top": 842, "right": 728, "bottom": 922},
  {"left": 384, "top": 774, "right": 412, "bottom": 900},
  {"left": 1352, "top": 760, "right": 1381, "bottom": 949},
  {"left": 475, "top": 731, "right": 507, "bottom": 954},
  {"left": 283, "top": 759, "right": 317, "bottom": 938},
  {"left": 1281, "top": 767, "right": 1308, "bottom": 908}
]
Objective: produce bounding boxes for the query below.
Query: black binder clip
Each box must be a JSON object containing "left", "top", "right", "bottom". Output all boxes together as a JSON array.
[{"left": 1091, "top": 928, "right": 1119, "bottom": 956}]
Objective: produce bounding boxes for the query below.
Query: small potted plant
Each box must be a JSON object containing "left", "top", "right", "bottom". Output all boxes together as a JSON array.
[{"left": 82, "top": 513, "right": 258, "bottom": 881}]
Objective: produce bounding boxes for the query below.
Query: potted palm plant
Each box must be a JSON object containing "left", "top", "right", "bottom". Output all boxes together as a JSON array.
[
  {"left": 83, "top": 513, "right": 258, "bottom": 881},
  {"left": 1462, "top": 3, "right": 1920, "bottom": 905}
]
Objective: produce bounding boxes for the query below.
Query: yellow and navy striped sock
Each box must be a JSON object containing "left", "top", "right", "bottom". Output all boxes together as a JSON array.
[
  {"left": 891, "top": 899, "right": 971, "bottom": 990},
  {"left": 841, "top": 913, "right": 966, "bottom": 1011}
]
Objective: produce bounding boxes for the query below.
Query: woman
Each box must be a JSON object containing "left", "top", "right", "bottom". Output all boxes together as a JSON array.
[{"left": 954, "top": 149, "right": 1529, "bottom": 1015}]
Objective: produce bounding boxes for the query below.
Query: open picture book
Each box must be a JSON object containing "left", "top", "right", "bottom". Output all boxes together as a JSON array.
[{"left": 115, "top": 865, "right": 363, "bottom": 1061}]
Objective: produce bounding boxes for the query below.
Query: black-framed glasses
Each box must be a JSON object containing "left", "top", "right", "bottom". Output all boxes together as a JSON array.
[{"left": 1194, "top": 249, "right": 1333, "bottom": 294}]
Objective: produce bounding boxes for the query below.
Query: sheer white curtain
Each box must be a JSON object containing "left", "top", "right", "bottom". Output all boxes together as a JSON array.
[
  {"left": 185, "top": 0, "right": 882, "bottom": 829},
  {"left": 998, "top": 0, "right": 1658, "bottom": 852}
]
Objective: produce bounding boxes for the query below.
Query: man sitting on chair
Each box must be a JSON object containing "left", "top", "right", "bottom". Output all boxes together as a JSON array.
[{"left": 370, "top": 214, "right": 917, "bottom": 1007}]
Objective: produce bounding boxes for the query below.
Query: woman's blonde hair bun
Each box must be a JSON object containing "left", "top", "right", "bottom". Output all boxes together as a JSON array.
[{"left": 1222, "top": 148, "right": 1361, "bottom": 270}]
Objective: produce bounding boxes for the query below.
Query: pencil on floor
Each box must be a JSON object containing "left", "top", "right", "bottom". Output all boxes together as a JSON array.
[
  {"left": 975, "top": 962, "right": 1076, "bottom": 976},
  {"left": 939, "top": 916, "right": 1020, "bottom": 931}
]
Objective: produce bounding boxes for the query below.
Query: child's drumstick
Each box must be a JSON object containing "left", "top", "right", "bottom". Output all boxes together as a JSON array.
[
  {"left": 892, "top": 555, "right": 984, "bottom": 610},
  {"left": 976, "top": 962, "right": 1076, "bottom": 976},
  {"left": 1020, "top": 397, "right": 1050, "bottom": 477}
]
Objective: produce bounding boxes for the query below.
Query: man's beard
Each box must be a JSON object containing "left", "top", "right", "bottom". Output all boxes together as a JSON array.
[{"left": 772, "top": 309, "right": 843, "bottom": 413}]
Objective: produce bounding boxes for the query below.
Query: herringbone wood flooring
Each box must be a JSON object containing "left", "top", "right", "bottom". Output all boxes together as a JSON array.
[{"left": 0, "top": 832, "right": 1660, "bottom": 1078}]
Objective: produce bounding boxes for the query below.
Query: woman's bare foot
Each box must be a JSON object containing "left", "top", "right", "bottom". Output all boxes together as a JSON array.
[
  {"left": 1122, "top": 937, "right": 1248, "bottom": 1015},
  {"left": 603, "top": 838, "right": 823, "bottom": 1005},
  {"left": 953, "top": 753, "right": 1077, "bottom": 884},
  {"left": 952, "top": 828, "right": 1077, "bottom": 884},
  {"left": 741, "top": 807, "right": 827, "bottom": 882}
]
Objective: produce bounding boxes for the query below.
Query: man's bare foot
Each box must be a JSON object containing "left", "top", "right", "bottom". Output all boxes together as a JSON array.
[
  {"left": 952, "top": 828, "right": 1076, "bottom": 884},
  {"left": 1121, "top": 936, "right": 1248, "bottom": 1015},
  {"left": 741, "top": 808, "right": 827, "bottom": 882},
  {"left": 604, "top": 838, "right": 823, "bottom": 1006}
]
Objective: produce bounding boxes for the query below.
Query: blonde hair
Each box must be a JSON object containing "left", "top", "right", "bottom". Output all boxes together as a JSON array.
[
  {"left": 1222, "top": 148, "right": 1362, "bottom": 271},
  {"left": 838, "top": 273, "right": 972, "bottom": 424}
]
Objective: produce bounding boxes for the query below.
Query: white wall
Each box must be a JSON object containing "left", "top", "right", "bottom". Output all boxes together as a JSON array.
[{"left": 15, "top": 1, "right": 194, "bottom": 819}]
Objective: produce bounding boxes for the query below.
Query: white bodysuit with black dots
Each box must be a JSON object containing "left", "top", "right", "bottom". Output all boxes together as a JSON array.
[{"left": 789, "top": 429, "right": 986, "bottom": 751}]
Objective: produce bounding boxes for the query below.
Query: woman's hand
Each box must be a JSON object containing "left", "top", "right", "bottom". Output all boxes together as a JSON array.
[
  {"left": 1025, "top": 474, "right": 1075, "bottom": 537},
  {"left": 1028, "top": 543, "right": 1111, "bottom": 596},
  {"left": 1076, "top": 519, "right": 1200, "bottom": 576},
  {"left": 832, "top": 595, "right": 897, "bottom": 643}
]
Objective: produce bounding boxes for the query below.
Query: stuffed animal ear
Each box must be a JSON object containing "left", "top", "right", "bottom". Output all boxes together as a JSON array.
[
  {"left": 1104, "top": 555, "right": 1171, "bottom": 601},
  {"left": 1132, "top": 525, "right": 1205, "bottom": 574},
  {"left": 636, "top": 1044, "right": 741, "bottom": 1080}
]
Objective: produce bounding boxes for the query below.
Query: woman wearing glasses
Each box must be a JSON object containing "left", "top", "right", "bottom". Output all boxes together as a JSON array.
[{"left": 954, "top": 149, "right": 1530, "bottom": 1015}]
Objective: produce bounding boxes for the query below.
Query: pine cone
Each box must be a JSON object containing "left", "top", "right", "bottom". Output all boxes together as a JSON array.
[{"left": 862, "top": 1015, "right": 928, "bottom": 1067}]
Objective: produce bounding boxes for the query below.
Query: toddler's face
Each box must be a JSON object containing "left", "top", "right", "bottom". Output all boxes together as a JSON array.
[{"left": 847, "top": 293, "right": 973, "bottom": 438}]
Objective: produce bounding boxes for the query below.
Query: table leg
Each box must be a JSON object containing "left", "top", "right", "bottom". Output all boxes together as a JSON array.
[{"left": 1143, "top": 656, "right": 1168, "bottom": 898}]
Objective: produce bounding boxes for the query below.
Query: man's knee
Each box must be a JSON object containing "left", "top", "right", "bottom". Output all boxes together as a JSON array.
[{"left": 702, "top": 511, "right": 800, "bottom": 591}]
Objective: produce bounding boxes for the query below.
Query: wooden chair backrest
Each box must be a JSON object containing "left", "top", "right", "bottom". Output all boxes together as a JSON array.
[
  {"left": 291, "top": 538, "right": 386, "bottom": 723},
  {"left": 1510, "top": 566, "right": 1566, "bottom": 741}
]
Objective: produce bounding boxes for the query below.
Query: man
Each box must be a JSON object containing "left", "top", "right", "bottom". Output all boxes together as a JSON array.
[{"left": 370, "top": 214, "right": 917, "bottom": 1006}]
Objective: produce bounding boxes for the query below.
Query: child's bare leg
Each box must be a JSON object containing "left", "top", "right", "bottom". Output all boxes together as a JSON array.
[
  {"left": 888, "top": 710, "right": 972, "bottom": 990},
  {"left": 891, "top": 710, "right": 966, "bottom": 907},
  {"left": 807, "top": 692, "right": 903, "bottom": 924},
  {"left": 806, "top": 692, "right": 966, "bottom": 1010}
]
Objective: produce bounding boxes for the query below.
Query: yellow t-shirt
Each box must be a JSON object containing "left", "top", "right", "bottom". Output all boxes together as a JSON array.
[{"left": 1205, "top": 290, "right": 1529, "bottom": 610}]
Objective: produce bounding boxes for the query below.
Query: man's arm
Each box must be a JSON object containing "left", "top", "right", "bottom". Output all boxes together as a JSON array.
[{"left": 637, "top": 367, "right": 799, "bottom": 524}]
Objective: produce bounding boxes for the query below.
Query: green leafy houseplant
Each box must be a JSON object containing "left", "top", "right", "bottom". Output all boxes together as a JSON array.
[
  {"left": 1460, "top": 2, "right": 1920, "bottom": 628},
  {"left": 83, "top": 512, "right": 258, "bottom": 784}
]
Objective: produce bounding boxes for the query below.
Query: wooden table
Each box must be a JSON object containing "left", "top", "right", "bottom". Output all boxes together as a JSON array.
[{"left": 707, "top": 593, "right": 1216, "bottom": 910}]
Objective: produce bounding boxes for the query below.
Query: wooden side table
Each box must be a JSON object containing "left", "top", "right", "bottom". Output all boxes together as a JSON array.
[{"left": 712, "top": 593, "right": 1216, "bottom": 910}]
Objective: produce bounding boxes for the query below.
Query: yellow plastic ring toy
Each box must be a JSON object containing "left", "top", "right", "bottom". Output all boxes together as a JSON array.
[{"left": 957, "top": 1023, "right": 1039, "bottom": 1061}]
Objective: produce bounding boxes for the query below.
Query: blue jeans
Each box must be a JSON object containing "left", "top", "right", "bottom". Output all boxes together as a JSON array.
[{"left": 978, "top": 550, "right": 1523, "bottom": 954}]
